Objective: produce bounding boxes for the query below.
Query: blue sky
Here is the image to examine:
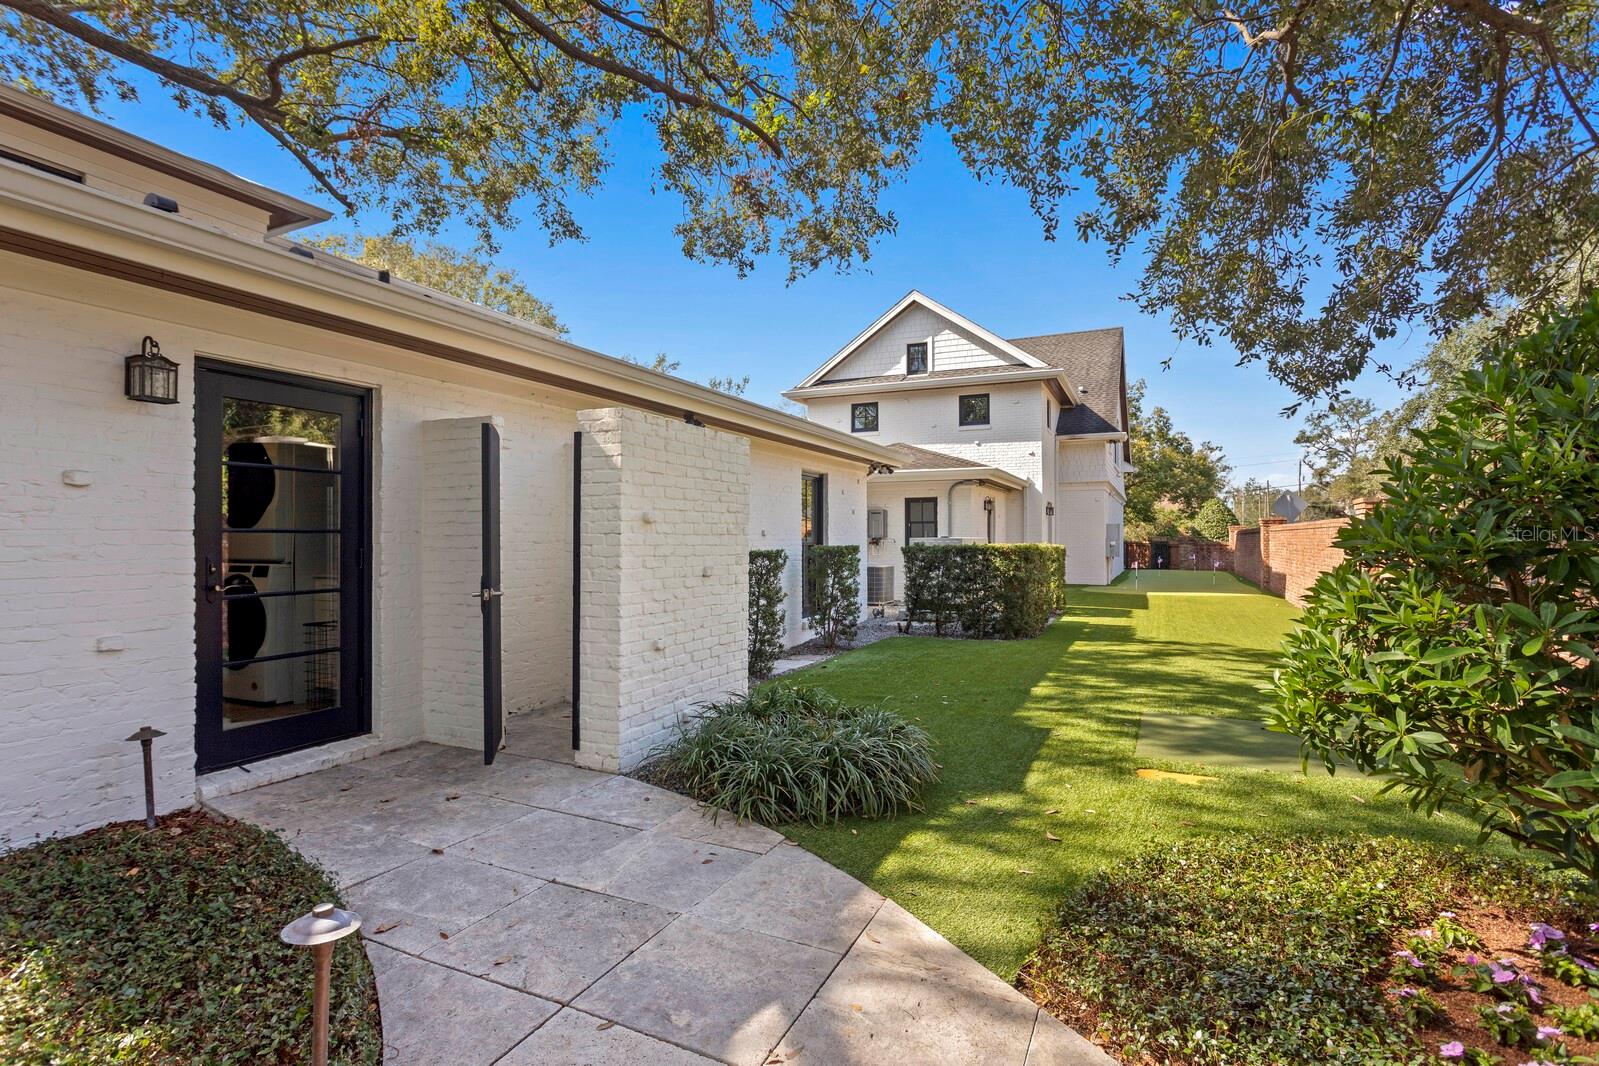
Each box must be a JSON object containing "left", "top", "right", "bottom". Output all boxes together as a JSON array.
[{"left": 95, "top": 88, "right": 1423, "bottom": 492}]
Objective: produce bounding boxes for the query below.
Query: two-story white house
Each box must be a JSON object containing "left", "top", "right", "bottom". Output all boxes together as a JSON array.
[{"left": 785, "top": 291, "right": 1132, "bottom": 590}]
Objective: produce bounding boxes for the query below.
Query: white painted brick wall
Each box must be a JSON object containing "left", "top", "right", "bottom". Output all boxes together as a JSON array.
[
  {"left": 808, "top": 382, "right": 1050, "bottom": 541},
  {"left": 421, "top": 417, "right": 492, "bottom": 750},
  {"left": 576, "top": 408, "right": 750, "bottom": 771},
  {"left": 747, "top": 442, "right": 870, "bottom": 648},
  {"left": 0, "top": 275, "right": 575, "bottom": 843}
]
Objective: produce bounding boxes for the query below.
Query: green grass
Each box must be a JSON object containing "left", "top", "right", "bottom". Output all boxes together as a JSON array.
[
  {"left": 0, "top": 810, "right": 381, "bottom": 1065},
  {"left": 782, "top": 571, "right": 1499, "bottom": 979}
]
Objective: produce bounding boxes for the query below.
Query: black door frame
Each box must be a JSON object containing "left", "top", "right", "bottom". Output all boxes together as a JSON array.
[
  {"left": 800, "top": 472, "right": 826, "bottom": 618},
  {"left": 194, "top": 360, "right": 372, "bottom": 773},
  {"left": 481, "top": 422, "right": 504, "bottom": 765},
  {"left": 905, "top": 497, "right": 939, "bottom": 544}
]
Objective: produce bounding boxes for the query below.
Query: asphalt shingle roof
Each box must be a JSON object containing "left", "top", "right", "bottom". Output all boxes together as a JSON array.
[
  {"left": 881, "top": 443, "right": 985, "bottom": 470},
  {"left": 1007, "top": 328, "right": 1126, "bottom": 437}
]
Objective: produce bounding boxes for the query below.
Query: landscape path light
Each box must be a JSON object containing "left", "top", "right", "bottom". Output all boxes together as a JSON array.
[{"left": 280, "top": 902, "right": 362, "bottom": 1066}]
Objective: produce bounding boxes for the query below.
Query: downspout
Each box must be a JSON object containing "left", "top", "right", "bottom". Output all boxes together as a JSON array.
[{"left": 946, "top": 479, "right": 980, "bottom": 538}]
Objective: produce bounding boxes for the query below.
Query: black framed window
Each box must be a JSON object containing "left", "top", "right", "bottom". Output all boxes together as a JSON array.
[
  {"left": 905, "top": 497, "right": 938, "bottom": 542},
  {"left": 801, "top": 473, "right": 826, "bottom": 617},
  {"left": 906, "top": 342, "right": 928, "bottom": 375},
  {"left": 959, "top": 393, "right": 990, "bottom": 426},
  {"left": 850, "top": 401, "right": 879, "bottom": 433}
]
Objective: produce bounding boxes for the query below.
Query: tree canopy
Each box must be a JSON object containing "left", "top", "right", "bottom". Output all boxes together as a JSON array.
[
  {"left": 1125, "top": 379, "right": 1230, "bottom": 536},
  {"left": 4, "top": 0, "right": 1596, "bottom": 400}
]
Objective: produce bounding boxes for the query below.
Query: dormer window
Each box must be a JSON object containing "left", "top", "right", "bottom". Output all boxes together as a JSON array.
[{"left": 906, "top": 342, "right": 928, "bottom": 375}]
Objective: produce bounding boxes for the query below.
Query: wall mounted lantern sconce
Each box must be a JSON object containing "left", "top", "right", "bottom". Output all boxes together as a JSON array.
[
  {"left": 125, "top": 336, "right": 178, "bottom": 404},
  {"left": 1044, "top": 503, "right": 1055, "bottom": 516},
  {"left": 982, "top": 496, "right": 995, "bottom": 513}
]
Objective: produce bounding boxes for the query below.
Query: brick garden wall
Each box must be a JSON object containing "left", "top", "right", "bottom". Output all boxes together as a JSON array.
[
  {"left": 1229, "top": 517, "right": 1349, "bottom": 607},
  {"left": 1125, "top": 536, "right": 1233, "bottom": 573}
]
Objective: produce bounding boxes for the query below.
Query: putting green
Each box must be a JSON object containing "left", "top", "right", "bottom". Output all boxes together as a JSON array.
[
  {"left": 1135, "top": 712, "right": 1325, "bottom": 775},
  {"left": 1109, "top": 569, "right": 1267, "bottom": 595}
]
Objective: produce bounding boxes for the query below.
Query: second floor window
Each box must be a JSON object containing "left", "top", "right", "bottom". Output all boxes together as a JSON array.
[
  {"left": 906, "top": 342, "right": 928, "bottom": 375},
  {"left": 851, "top": 401, "right": 879, "bottom": 433},
  {"left": 959, "top": 393, "right": 990, "bottom": 427}
]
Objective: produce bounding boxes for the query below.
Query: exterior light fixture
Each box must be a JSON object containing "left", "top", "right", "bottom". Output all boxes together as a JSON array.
[
  {"left": 281, "top": 902, "right": 363, "bottom": 1066},
  {"left": 124, "top": 336, "right": 179, "bottom": 404},
  {"left": 1045, "top": 503, "right": 1055, "bottom": 516},
  {"left": 982, "top": 496, "right": 995, "bottom": 512}
]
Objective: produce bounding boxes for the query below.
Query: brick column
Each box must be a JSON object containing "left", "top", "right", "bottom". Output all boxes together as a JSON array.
[{"left": 576, "top": 407, "right": 750, "bottom": 771}]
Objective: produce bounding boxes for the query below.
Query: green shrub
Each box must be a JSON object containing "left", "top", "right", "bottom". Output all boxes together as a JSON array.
[
  {"left": 748, "top": 548, "right": 788, "bottom": 678},
  {"left": 1272, "top": 299, "right": 1599, "bottom": 884},
  {"left": 807, "top": 544, "right": 860, "bottom": 648},
  {"left": 1019, "top": 834, "right": 1579, "bottom": 1066},
  {"left": 1190, "top": 497, "right": 1238, "bottom": 541},
  {"left": 0, "top": 810, "right": 380, "bottom": 1065},
  {"left": 902, "top": 543, "right": 1065, "bottom": 638},
  {"left": 645, "top": 686, "right": 938, "bottom": 825}
]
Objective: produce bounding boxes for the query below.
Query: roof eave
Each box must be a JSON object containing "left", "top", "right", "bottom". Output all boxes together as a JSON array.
[
  {"left": 0, "top": 166, "right": 898, "bottom": 468},
  {"left": 869, "top": 466, "right": 1029, "bottom": 491},
  {"left": 786, "top": 368, "right": 1069, "bottom": 400}
]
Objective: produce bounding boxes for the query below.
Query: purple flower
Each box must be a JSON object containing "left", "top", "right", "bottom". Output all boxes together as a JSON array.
[
  {"left": 1394, "top": 949, "right": 1425, "bottom": 968},
  {"left": 1536, "top": 1025, "right": 1563, "bottom": 1040},
  {"left": 1464, "top": 952, "right": 1481, "bottom": 966},
  {"left": 1392, "top": 987, "right": 1419, "bottom": 999},
  {"left": 1439, "top": 1042, "right": 1464, "bottom": 1060},
  {"left": 1492, "top": 965, "right": 1518, "bottom": 984},
  {"left": 1529, "top": 923, "right": 1567, "bottom": 951},
  {"left": 1440, "top": 910, "right": 1457, "bottom": 919},
  {"left": 1496, "top": 1002, "right": 1517, "bottom": 1015}
]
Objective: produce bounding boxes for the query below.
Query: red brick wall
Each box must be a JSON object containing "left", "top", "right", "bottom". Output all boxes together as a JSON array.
[
  {"left": 1125, "top": 537, "right": 1233, "bottom": 572},
  {"left": 1229, "top": 518, "right": 1348, "bottom": 607}
]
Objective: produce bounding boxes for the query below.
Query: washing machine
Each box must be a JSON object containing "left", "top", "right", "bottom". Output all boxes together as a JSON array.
[{"left": 222, "top": 561, "right": 301, "bottom": 707}]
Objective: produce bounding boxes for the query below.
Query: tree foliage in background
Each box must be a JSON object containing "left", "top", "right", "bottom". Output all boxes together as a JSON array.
[
  {"left": 806, "top": 544, "right": 859, "bottom": 649},
  {"left": 1125, "top": 379, "right": 1230, "bottom": 539},
  {"left": 1273, "top": 298, "right": 1599, "bottom": 883},
  {"left": 1190, "top": 498, "right": 1239, "bottom": 541},
  {"left": 1293, "top": 396, "right": 1388, "bottom": 508},
  {"left": 4, "top": 0, "right": 1596, "bottom": 398},
  {"left": 748, "top": 548, "right": 787, "bottom": 679},
  {"left": 304, "top": 234, "right": 564, "bottom": 333}
]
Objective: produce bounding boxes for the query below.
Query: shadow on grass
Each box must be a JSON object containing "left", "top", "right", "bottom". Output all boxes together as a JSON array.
[{"left": 780, "top": 580, "right": 1496, "bottom": 979}]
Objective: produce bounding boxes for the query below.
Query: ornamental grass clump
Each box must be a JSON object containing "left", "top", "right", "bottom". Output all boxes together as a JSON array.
[{"left": 646, "top": 686, "right": 937, "bottom": 825}]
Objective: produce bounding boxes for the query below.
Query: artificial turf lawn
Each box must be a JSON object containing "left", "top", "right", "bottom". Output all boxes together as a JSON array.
[{"left": 782, "top": 570, "right": 1498, "bottom": 979}]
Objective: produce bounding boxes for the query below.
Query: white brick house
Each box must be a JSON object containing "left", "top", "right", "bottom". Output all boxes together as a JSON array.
[
  {"left": 785, "top": 291, "right": 1133, "bottom": 591},
  {"left": 0, "top": 85, "right": 899, "bottom": 844}
]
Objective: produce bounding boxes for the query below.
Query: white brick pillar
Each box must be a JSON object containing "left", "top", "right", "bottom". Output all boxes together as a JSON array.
[
  {"left": 576, "top": 407, "right": 750, "bottom": 771},
  {"left": 420, "top": 416, "right": 499, "bottom": 749}
]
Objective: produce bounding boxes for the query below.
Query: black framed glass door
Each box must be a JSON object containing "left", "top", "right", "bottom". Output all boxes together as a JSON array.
[
  {"left": 195, "top": 363, "right": 369, "bottom": 772},
  {"left": 800, "top": 473, "right": 826, "bottom": 618}
]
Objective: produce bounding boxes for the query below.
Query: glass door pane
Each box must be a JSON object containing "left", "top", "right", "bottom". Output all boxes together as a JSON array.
[{"left": 196, "top": 365, "right": 366, "bottom": 773}]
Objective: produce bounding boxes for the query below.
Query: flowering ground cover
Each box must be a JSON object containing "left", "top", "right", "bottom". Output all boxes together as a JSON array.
[
  {"left": 1018, "top": 835, "right": 1594, "bottom": 1065},
  {"left": 0, "top": 809, "right": 380, "bottom": 1064}
]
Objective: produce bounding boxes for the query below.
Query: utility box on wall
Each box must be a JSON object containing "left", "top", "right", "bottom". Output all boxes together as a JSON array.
[
  {"left": 1105, "top": 522, "right": 1122, "bottom": 559},
  {"left": 867, "top": 507, "right": 888, "bottom": 541}
]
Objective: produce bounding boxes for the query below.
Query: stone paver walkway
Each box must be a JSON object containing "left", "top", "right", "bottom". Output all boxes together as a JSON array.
[{"left": 208, "top": 743, "right": 1111, "bottom": 1065}]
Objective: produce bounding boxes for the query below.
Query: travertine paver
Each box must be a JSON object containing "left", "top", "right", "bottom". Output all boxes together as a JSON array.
[
  {"left": 572, "top": 915, "right": 840, "bottom": 1064},
  {"left": 346, "top": 852, "right": 542, "bottom": 956},
  {"left": 422, "top": 882, "right": 673, "bottom": 1002},
  {"left": 498, "top": 1007, "right": 719, "bottom": 1065},
  {"left": 216, "top": 742, "right": 1113, "bottom": 1066}
]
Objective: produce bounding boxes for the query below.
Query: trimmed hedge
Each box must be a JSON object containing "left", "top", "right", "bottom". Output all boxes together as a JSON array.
[
  {"left": 902, "top": 543, "right": 1065, "bottom": 638},
  {"left": 807, "top": 544, "right": 860, "bottom": 648},
  {"left": 748, "top": 549, "right": 788, "bottom": 679}
]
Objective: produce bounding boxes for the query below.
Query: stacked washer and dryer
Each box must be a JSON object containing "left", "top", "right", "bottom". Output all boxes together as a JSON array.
[{"left": 223, "top": 437, "right": 338, "bottom": 714}]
